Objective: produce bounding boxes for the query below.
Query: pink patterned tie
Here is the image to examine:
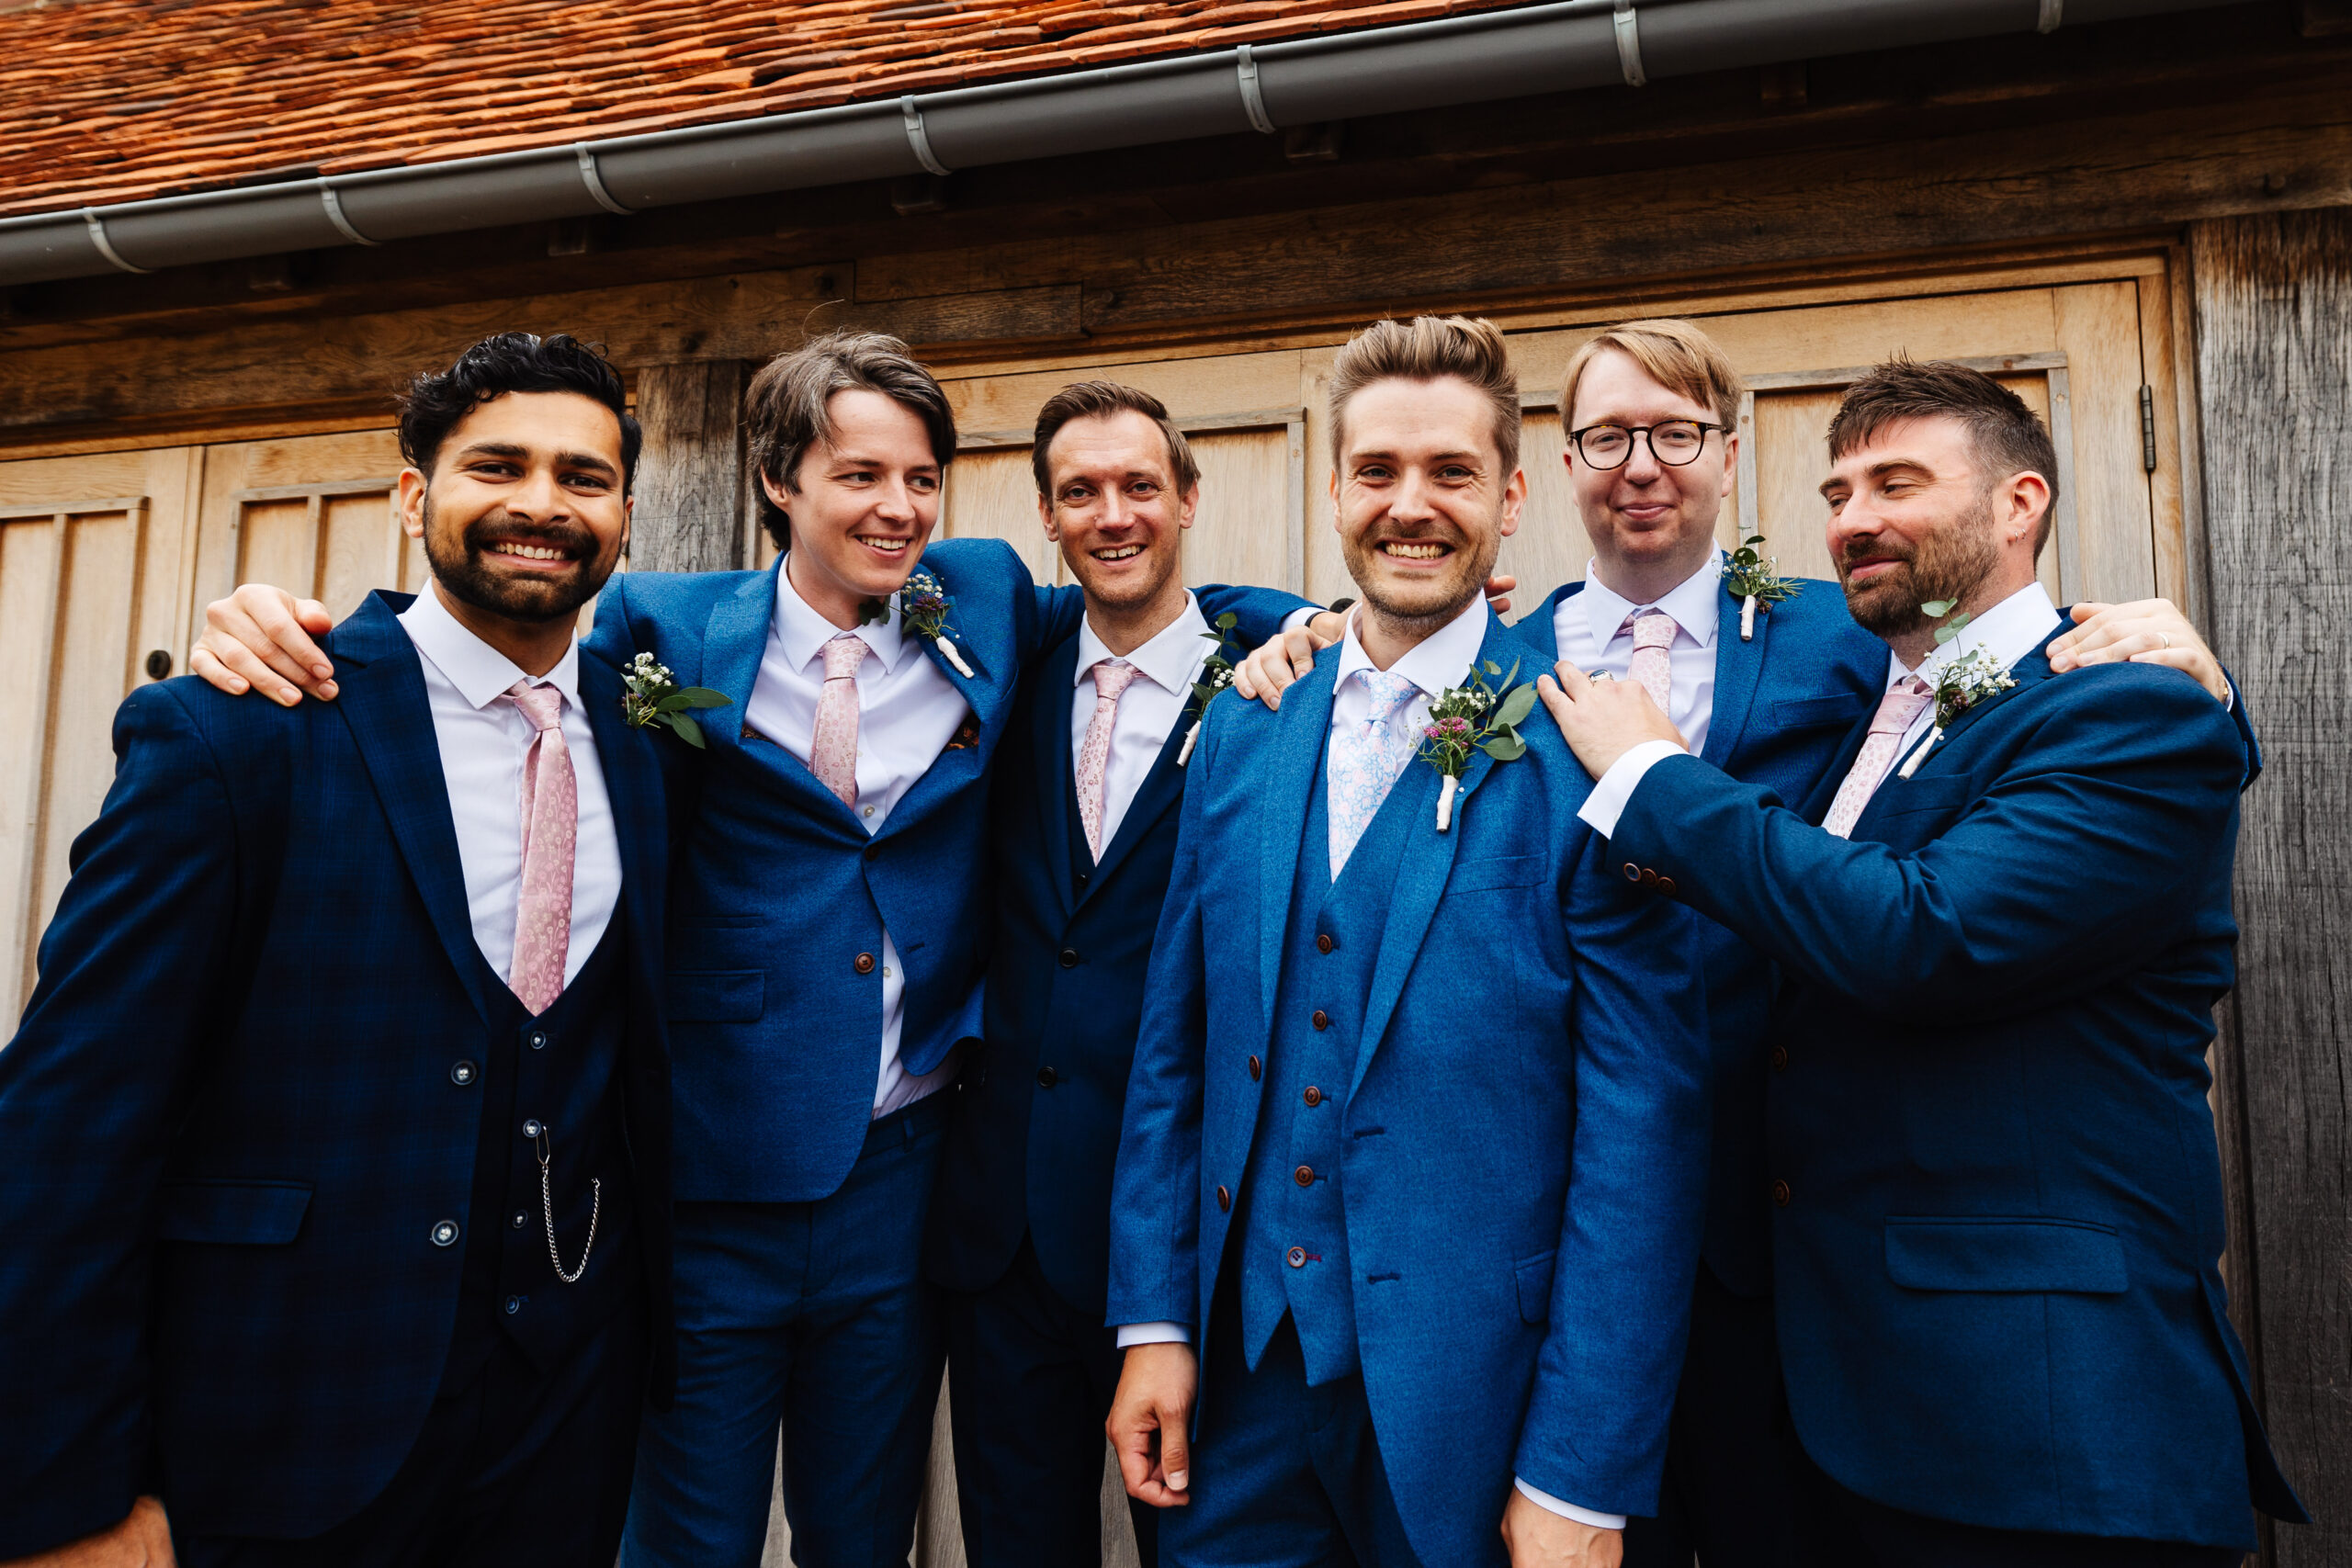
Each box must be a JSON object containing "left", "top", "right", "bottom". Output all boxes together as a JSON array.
[
  {"left": 1077, "top": 659, "right": 1141, "bottom": 860},
  {"left": 1626, "top": 610, "right": 1677, "bottom": 715},
  {"left": 1821, "top": 675, "right": 1934, "bottom": 840},
  {"left": 503, "top": 681, "right": 576, "bottom": 1015},
  {"left": 811, "top": 632, "right": 868, "bottom": 808}
]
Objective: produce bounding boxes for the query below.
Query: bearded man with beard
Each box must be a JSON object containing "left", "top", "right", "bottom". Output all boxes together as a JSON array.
[
  {"left": 1540, "top": 357, "right": 2306, "bottom": 1565},
  {"left": 0, "top": 333, "right": 677, "bottom": 1568}
]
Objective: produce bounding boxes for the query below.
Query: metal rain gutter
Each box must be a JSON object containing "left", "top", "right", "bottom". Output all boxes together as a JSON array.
[{"left": 0, "top": 0, "right": 2224, "bottom": 288}]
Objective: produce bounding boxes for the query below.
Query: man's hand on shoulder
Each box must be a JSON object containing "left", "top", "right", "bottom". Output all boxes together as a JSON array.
[
  {"left": 1, "top": 1496, "right": 175, "bottom": 1568},
  {"left": 1230, "top": 575, "right": 1517, "bottom": 710},
  {"left": 1501, "top": 1489, "right": 1622, "bottom": 1567},
  {"left": 188, "top": 584, "right": 337, "bottom": 706},
  {"left": 1536, "top": 660, "right": 1689, "bottom": 780},
  {"left": 1107, "top": 1341, "right": 1198, "bottom": 1508},
  {"left": 2047, "top": 599, "right": 2229, "bottom": 705}
]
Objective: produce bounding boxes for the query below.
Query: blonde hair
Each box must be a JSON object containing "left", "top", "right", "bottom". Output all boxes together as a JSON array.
[
  {"left": 1328, "top": 315, "right": 1521, "bottom": 474},
  {"left": 1558, "top": 318, "right": 1743, "bottom": 434}
]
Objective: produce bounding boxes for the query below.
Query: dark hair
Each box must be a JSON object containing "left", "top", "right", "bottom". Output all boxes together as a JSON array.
[
  {"left": 397, "top": 333, "right": 640, "bottom": 493},
  {"left": 1827, "top": 356, "right": 2062, "bottom": 553},
  {"left": 744, "top": 330, "right": 957, "bottom": 550},
  {"left": 1030, "top": 380, "right": 1200, "bottom": 498}
]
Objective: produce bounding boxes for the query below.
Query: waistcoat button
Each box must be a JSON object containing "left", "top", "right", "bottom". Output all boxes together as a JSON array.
[
  {"left": 1316, "top": 934, "right": 1334, "bottom": 954},
  {"left": 1216, "top": 1185, "right": 1232, "bottom": 1213},
  {"left": 526, "top": 1031, "right": 548, "bottom": 1051},
  {"left": 1303, "top": 1086, "right": 1322, "bottom": 1107},
  {"left": 1036, "top": 1066, "right": 1057, "bottom": 1089},
  {"left": 1058, "top": 948, "right": 1080, "bottom": 968},
  {"left": 449, "top": 1060, "right": 477, "bottom": 1086},
  {"left": 1311, "top": 1010, "right": 1330, "bottom": 1031},
  {"left": 504, "top": 1295, "right": 522, "bottom": 1315},
  {"left": 429, "top": 1220, "right": 459, "bottom": 1247},
  {"left": 1771, "top": 1179, "right": 1792, "bottom": 1208},
  {"left": 522, "top": 1119, "right": 545, "bottom": 1140},
  {"left": 1770, "top": 1044, "right": 1790, "bottom": 1072},
  {"left": 1247, "top": 1055, "right": 1262, "bottom": 1081}
]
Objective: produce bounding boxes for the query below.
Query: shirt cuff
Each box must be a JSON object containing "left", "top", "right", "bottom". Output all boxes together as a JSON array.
[
  {"left": 1513, "top": 1478, "right": 1626, "bottom": 1531},
  {"left": 1116, "top": 1321, "right": 1192, "bottom": 1349},
  {"left": 1575, "top": 739, "right": 1687, "bottom": 839},
  {"left": 1281, "top": 604, "right": 1321, "bottom": 635}
]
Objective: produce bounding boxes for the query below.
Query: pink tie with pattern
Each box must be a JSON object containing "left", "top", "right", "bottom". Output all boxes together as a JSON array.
[
  {"left": 1626, "top": 610, "right": 1677, "bottom": 715},
  {"left": 1077, "top": 659, "right": 1141, "bottom": 860},
  {"left": 811, "top": 632, "right": 868, "bottom": 808},
  {"left": 503, "top": 681, "right": 576, "bottom": 1015},
  {"left": 1821, "top": 675, "right": 1934, "bottom": 840}
]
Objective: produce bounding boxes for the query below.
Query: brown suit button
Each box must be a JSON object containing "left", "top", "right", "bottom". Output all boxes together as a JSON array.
[
  {"left": 1303, "top": 1086, "right": 1323, "bottom": 1107},
  {"left": 1287, "top": 1246, "right": 1306, "bottom": 1269},
  {"left": 854, "top": 952, "right": 876, "bottom": 975},
  {"left": 1316, "top": 934, "right": 1335, "bottom": 954},
  {"left": 863, "top": 845, "right": 879, "bottom": 862},
  {"left": 1622, "top": 862, "right": 1642, "bottom": 882},
  {"left": 1311, "top": 1010, "right": 1330, "bottom": 1031},
  {"left": 1640, "top": 867, "right": 1658, "bottom": 886},
  {"left": 1770, "top": 1044, "right": 1790, "bottom": 1072},
  {"left": 1772, "top": 1179, "right": 1792, "bottom": 1208},
  {"left": 1295, "top": 1165, "right": 1316, "bottom": 1188},
  {"left": 1216, "top": 1185, "right": 1232, "bottom": 1213},
  {"left": 1657, "top": 875, "right": 1677, "bottom": 897},
  {"left": 1248, "top": 1055, "right": 1262, "bottom": 1081}
]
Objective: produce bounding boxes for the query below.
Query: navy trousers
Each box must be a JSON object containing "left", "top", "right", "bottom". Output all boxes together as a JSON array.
[
  {"left": 943, "top": 1234, "right": 1159, "bottom": 1568},
  {"left": 1624, "top": 1261, "right": 1799, "bottom": 1568},
  {"left": 622, "top": 1095, "right": 949, "bottom": 1568}
]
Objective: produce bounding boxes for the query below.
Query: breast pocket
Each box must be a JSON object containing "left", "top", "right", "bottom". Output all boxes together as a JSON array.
[
  {"left": 1771, "top": 695, "right": 1866, "bottom": 731},
  {"left": 1448, "top": 854, "right": 1544, "bottom": 895}
]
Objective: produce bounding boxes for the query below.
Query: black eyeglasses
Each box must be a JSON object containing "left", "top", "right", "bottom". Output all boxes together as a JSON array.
[{"left": 1569, "top": 420, "right": 1725, "bottom": 470}]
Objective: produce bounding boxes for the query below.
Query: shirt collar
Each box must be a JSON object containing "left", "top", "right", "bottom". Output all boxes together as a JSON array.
[
  {"left": 773, "top": 553, "right": 911, "bottom": 675},
  {"left": 1335, "top": 593, "right": 1492, "bottom": 700},
  {"left": 1579, "top": 550, "right": 1724, "bottom": 649},
  {"left": 1074, "top": 591, "right": 1212, "bottom": 695},
  {"left": 1900, "top": 581, "right": 2064, "bottom": 688},
  {"left": 398, "top": 580, "right": 581, "bottom": 712}
]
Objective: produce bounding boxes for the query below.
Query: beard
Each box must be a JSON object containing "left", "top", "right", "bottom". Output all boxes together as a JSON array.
[
  {"left": 1837, "top": 491, "right": 2004, "bottom": 638},
  {"left": 1342, "top": 521, "right": 1503, "bottom": 638},
  {"left": 422, "top": 498, "right": 614, "bottom": 625}
]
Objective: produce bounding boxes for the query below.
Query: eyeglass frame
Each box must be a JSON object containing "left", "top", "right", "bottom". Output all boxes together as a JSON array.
[{"left": 1567, "top": 420, "right": 1729, "bottom": 470}]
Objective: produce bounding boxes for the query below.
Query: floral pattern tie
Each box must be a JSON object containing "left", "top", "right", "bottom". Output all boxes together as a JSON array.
[
  {"left": 503, "top": 681, "right": 576, "bottom": 1015},
  {"left": 1626, "top": 610, "right": 1677, "bottom": 716},
  {"left": 1821, "top": 675, "right": 1934, "bottom": 840},
  {"left": 811, "top": 631, "right": 868, "bottom": 808},
  {"left": 1076, "top": 659, "right": 1140, "bottom": 861},
  {"left": 1327, "top": 670, "right": 1423, "bottom": 878}
]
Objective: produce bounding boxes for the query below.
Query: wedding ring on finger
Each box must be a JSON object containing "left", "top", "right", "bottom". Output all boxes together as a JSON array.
[
  {"left": 2159, "top": 632, "right": 2174, "bottom": 649},
  {"left": 1589, "top": 671, "right": 1614, "bottom": 683}
]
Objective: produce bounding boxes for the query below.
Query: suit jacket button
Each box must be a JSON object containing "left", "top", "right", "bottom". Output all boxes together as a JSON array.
[
  {"left": 1059, "top": 947, "right": 1080, "bottom": 969},
  {"left": 1248, "top": 1055, "right": 1262, "bottom": 1081},
  {"left": 1295, "top": 1165, "right": 1315, "bottom": 1188},
  {"left": 1311, "top": 1010, "right": 1330, "bottom": 1031},
  {"left": 1316, "top": 934, "right": 1335, "bottom": 954},
  {"left": 1303, "top": 1086, "right": 1322, "bottom": 1107},
  {"left": 1772, "top": 1179, "right": 1792, "bottom": 1208},
  {"left": 1623, "top": 862, "right": 1642, "bottom": 882},
  {"left": 430, "top": 1220, "right": 459, "bottom": 1247},
  {"left": 1770, "top": 1044, "right": 1790, "bottom": 1072},
  {"left": 1286, "top": 1246, "right": 1306, "bottom": 1269},
  {"left": 1657, "top": 875, "right": 1677, "bottom": 897},
  {"left": 449, "top": 1059, "right": 477, "bottom": 1086},
  {"left": 854, "top": 952, "right": 876, "bottom": 975},
  {"left": 1037, "top": 1066, "right": 1057, "bottom": 1089},
  {"left": 864, "top": 846, "right": 880, "bottom": 862},
  {"left": 1217, "top": 1185, "right": 1232, "bottom": 1213}
]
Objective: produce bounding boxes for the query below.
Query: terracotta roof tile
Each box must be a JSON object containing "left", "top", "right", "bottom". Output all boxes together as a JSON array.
[{"left": 0, "top": 0, "right": 1533, "bottom": 219}]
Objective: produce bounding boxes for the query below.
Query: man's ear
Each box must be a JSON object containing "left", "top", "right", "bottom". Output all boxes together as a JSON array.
[
  {"left": 1499, "top": 466, "right": 1528, "bottom": 538},
  {"left": 1719, "top": 431, "right": 1741, "bottom": 503},
  {"left": 2003, "top": 470, "right": 2052, "bottom": 548},
  {"left": 397, "top": 468, "right": 429, "bottom": 541},
  {"left": 1179, "top": 482, "right": 1201, "bottom": 532}
]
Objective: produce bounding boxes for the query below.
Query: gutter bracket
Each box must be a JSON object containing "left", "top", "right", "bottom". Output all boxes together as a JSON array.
[
  {"left": 1236, "top": 45, "right": 1278, "bottom": 134},
  {"left": 317, "top": 181, "right": 381, "bottom": 246},
  {"left": 1613, "top": 1, "right": 1647, "bottom": 87},
  {"left": 901, "top": 96, "right": 952, "bottom": 176},
  {"left": 2038, "top": 0, "right": 2063, "bottom": 29},
  {"left": 574, "top": 145, "right": 636, "bottom": 215},
  {"left": 82, "top": 209, "right": 152, "bottom": 274}
]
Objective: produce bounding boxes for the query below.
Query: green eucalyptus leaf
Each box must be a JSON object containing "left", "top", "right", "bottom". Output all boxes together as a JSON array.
[
  {"left": 1483, "top": 660, "right": 1500, "bottom": 676},
  {"left": 1494, "top": 685, "right": 1539, "bottom": 728},
  {"left": 675, "top": 687, "right": 732, "bottom": 709},
  {"left": 1216, "top": 611, "right": 1239, "bottom": 630},
  {"left": 1919, "top": 598, "right": 1956, "bottom": 618},
  {"left": 1481, "top": 733, "right": 1526, "bottom": 761},
  {"left": 667, "top": 713, "right": 708, "bottom": 749},
  {"left": 654, "top": 693, "right": 692, "bottom": 713}
]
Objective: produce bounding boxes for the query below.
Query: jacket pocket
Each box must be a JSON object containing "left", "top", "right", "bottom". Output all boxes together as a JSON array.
[
  {"left": 1451, "top": 854, "right": 1545, "bottom": 894},
  {"left": 1884, "top": 1216, "right": 2126, "bottom": 1293},
  {"left": 155, "top": 1179, "right": 311, "bottom": 1245},
  {"left": 1515, "top": 1248, "right": 1557, "bottom": 1325},
  {"left": 1771, "top": 695, "right": 1865, "bottom": 730},
  {"left": 666, "top": 969, "right": 766, "bottom": 1022}
]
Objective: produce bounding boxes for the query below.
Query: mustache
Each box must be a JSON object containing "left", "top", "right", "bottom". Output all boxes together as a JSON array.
[
  {"left": 1838, "top": 537, "right": 1913, "bottom": 571},
  {"left": 463, "top": 512, "right": 597, "bottom": 559}
]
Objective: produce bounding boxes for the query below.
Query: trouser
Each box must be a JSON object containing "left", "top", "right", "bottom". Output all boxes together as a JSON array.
[
  {"left": 622, "top": 1093, "right": 950, "bottom": 1568},
  {"left": 943, "top": 1232, "right": 1159, "bottom": 1568},
  {"left": 1624, "top": 1260, "right": 1800, "bottom": 1568},
  {"left": 177, "top": 1298, "right": 647, "bottom": 1568}
]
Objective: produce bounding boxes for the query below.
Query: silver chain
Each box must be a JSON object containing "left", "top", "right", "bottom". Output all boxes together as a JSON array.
[{"left": 536, "top": 1129, "right": 600, "bottom": 1284}]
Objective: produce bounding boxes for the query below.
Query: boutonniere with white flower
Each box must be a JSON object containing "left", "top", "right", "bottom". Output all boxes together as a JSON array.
[
  {"left": 621, "top": 652, "right": 732, "bottom": 748},
  {"left": 888, "top": 567, "right": 974, "bottom": 678},
  {"left": 1724, "top": 533, "right": 1801, "bottom": 641},
  {"left": 1417, "top": 657, "right": 1538, "bottom": 832},
  {"left": 1896, "top": 599, "right": 2018, "bottom": 779},
  {"left": 1175, "top": 610, "right": 1243, "bottom": 767}
]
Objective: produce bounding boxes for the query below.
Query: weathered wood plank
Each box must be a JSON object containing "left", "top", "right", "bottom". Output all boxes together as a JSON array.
[
  {"left": 632, "top": 359, "right": 751, "bottom": 575},
  {"left": 2190, "top": 206, "right": 2352, "bottom": 1567}
]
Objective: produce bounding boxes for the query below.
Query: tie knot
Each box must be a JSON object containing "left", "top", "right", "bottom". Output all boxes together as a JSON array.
[
  {"left": 1628, "top": 610, "right": 1678, "bottom": 652},
  {"left": 503, "top": 680, "right": 564, "bottom": 732},
  {"left": 1354, "top": 670, "right": 1421, "bottom": 726},
  {"left": 1089, "top": 659, "right": 1140, "bottom": 705},
  {"left": 1871, "top": 674, "right": 1934, "bottom": 733},
  {"left": 821, "top": 632, "right": 869, "bottom": 682}
]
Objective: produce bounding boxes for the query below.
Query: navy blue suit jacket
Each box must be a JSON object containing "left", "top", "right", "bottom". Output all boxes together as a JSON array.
[
  {"left": 0, "top": 593, "right": 674, "bottom": 1555},
  {"left": 586, "top": 542, "right": 1307, "bottom": 1203},
  {"left": 1607, "top": 632, "right": 2303, "bottom": 1547},
  {"left": 1108, "top": 613, "right": 1713, "bottom": 1559}
]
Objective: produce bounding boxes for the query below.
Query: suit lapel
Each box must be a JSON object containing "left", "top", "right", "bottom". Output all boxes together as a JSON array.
[
  {"left": 1701, "top": 584, "right": 1765, "bottom": 769},
  {"left": 1928, "top": 642, "right": 2054, "bottom": 751},
  {"left": 1513, "top": 583, "right": 1574, "bottom": 661},
  {"left": 331, "top": 594, "right": 498, "bottom": 1029},
  {"left": 1035, "top": 637, "right": 1082, "bottom": 919},
  {"left": 580, "top": 645, "right": 666, "bottom": 1000},
  {"left": 1080, "top": 705, "right": 1193, "bottom": 905},
  {"left": 1258, "top": 661, "right": 1337, "bottom": 1032}
]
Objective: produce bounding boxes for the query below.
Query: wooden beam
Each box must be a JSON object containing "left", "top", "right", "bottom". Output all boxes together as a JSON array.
[
  {"left": 631, "top": 359, "right": 752, "bottom": 575},
  {"left": 2189, "top": 205, "right": 2352, "bottom": 1567}
]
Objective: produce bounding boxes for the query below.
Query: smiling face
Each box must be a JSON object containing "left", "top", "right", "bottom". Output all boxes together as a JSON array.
[
  {"left": 405, "top": 389, "right": 630, "bottom": 626},
  {"left": 766, "top": 387, "right": 944, "bottom": 628},
  {"left": 1566, "top": 347, "right": 1734, "bottom": 589},
  {"left": 1333, "top": 376, "right": 1523, "bottom": 637},
  {"left": 1039, "top": 409, "right": 1195, "bottom": 618},
  {"left": 1822, "top": 413, "right": 2041, "bottom": 638}
]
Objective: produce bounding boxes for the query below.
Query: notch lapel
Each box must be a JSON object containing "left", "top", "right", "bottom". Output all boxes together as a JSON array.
[
  {"left": 708, "top": 565, "right": 864, "bottom": 827},
  {"left": 1701, "top": 585, "right": 1765, "bottom": 769},
  {"left": 1035, "top": 637, "right": 1082, "bottom": 919},
  {"left": 1513, "top": 583, "right": 1575, "bottom": 662},
  {"left": 580, "top": 645, "right": 667, "bottom": 996},
  {"left": 1080, "top": 705, "right": 1193, "bottom": 906},
  {"left": 1257, "top": 662, "right": 1337, "bottom": 1031}
]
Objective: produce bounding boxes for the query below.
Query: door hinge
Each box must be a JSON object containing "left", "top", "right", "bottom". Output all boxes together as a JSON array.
[{"left": 2139, "top": 385, "right": 2158, "bottom": 474}]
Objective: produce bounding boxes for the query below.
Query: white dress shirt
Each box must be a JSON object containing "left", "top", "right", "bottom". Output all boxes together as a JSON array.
[
  {"left": 1579, "top": 580, "right": 2064, "bottom": 839},
  {"left": 1552, "top": 550, "right": 1723, "bottom": 758},
  {"left": 397, "top": 583, "right": 621, "bottom": 990},
  {"left": 746, "top": 556, "right": 968, "bottom": 1118},
  {"left": 1070, "top": 592, "right": 1215, "bottom": 850}
]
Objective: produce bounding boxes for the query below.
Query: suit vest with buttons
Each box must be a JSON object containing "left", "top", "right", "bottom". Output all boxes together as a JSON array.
[
  {"left": 1234, "top": 739, "right": 1427, "bottom": 1387},
  {"left": 446, "top": 906, "right": 638, "bottom": 1389}
]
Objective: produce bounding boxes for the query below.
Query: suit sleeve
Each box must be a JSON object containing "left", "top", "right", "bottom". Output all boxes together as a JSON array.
[
  {"left": 0, "top": 685, "right": 243, "bottom": 1556},
  {"left": 1192, "top": 584, "right": 1318, "bottom": 649},
  {"left": 1103, "top": 713, "right": 1216, "bottom": 1331},
  {"left": 1611, "top": 672, "right": 2245, "bottom": 1017},
  {"left": 1514, "top": 827, "right": 1712, "bottom": 1517},
  {"left": 582, "top": 570, "right": 635, "bottom": 670}
]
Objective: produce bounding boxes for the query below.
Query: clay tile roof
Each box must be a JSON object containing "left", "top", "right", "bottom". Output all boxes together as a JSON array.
[{"left": 0, "top": 0, "right": 1534, "bottom": 220}]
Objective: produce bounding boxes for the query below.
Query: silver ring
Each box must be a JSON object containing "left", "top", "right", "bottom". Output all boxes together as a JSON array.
[
  {"left": 1589, "top": 671, "right": 1613, "bottom": 682},
  {"left": 2159, "top": 632, "right": 2173, "bottom": 649}
]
